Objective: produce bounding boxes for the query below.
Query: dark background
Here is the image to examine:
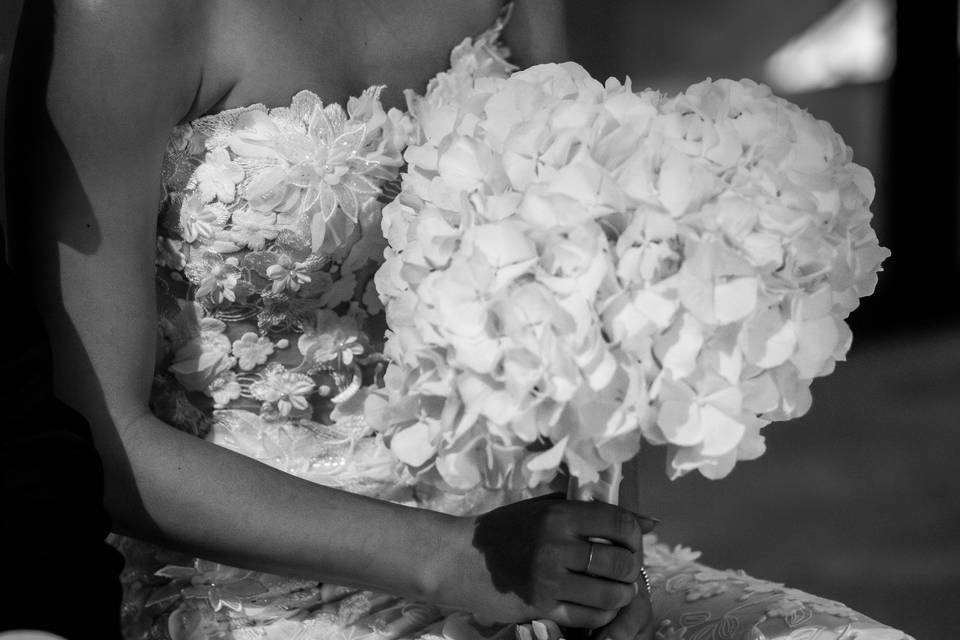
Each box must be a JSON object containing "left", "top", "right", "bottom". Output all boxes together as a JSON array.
[
  {"left": 2, "top": 1, "right": 957, "bottom": 637},
  {"left": 565, "top": 2, "right": 959, "bottom": 638}
]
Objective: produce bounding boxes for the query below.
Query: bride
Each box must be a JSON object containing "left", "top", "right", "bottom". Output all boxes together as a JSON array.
[{"left": 5, "top": 0, "right": 912, "bottom": 638}]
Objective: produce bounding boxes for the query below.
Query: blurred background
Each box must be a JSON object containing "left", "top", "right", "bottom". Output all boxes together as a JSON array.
[
  {"left": 564, "top": 1, "right": 959, "bottom": 637},
  {"left": 1, "top": 1, "right": 957, "bottom": 637}
]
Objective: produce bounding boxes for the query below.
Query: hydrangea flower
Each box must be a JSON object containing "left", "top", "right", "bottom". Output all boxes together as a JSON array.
[{"left": 372, "top": 63, "right": 888, "bottom": 493}]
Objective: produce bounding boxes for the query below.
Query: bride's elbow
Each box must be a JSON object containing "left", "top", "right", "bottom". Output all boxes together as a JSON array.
[{"left": 97, "top": 408, "right": 182, "bottom": 539}]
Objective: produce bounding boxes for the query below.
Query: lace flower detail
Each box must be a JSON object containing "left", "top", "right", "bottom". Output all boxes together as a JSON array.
[
  {"left": 766, "top": 598, "right": 814, "bottom": 626},
  {"left": 232, "top": 332, "right": 275, "bottom": 371},
  {"left": 266, "top": 254, "right": 313, "bottom": 293},
  {"left": 156, "top": 237, "right": 186, "bottom": 271},
  {"left": 773, "top": 588, "right": 859, "bottom": 620},
  {"left": 168, "top": 307, "right": 236, "bottom": 391},
  {"left": 179, "top": 195, "right": 220, "bottom": 243},
  {"left": 250, "top": 363, "right": 316, "bottom": 417},
  {"left": 194, "top": 147, "right": 245, "bottom": 204},
  {"left": 298, "top": 310, "right": 366, "bottom": 367},
  {"left": 684, "top": 568, "right": 732, "bottom": 601},
  {"left": 654, "top": 620, "right": 688, "bottom": 640},
  {"left": 229, "top": 89, "right": 404, "bottom": 253},
  {"left": 188, "top": 253, "right": 242, "bottom": 304},
  {"left": 208, "top": 371, "right": 242, "bottom": 408},
  {"left": 230, "top": 207, "right": 279, "bottom": 251}
]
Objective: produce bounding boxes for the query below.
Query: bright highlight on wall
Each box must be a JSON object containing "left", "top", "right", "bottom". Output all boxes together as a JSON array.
[{"left": 764, "top": 0, "right": 895, "bottom": 94}]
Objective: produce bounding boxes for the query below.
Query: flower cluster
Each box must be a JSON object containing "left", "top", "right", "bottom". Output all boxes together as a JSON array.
[
  {"left": 370, "top": 62, "right": 888, "bottom": 491},
  {"left": 154, "top": 88, "right": 413, "bottom": 430},
  {"left": 160, "top": 297, "right": 374, "bottom": 411},
  {"left": 159, "top": 88, "right": 411, "bottom": 328}
]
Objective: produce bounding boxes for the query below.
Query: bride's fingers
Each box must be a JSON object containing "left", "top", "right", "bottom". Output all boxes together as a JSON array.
[
  {"left": 564, "top": 541, "right": 642, "bottom": 583},
  {"left": 565, "top": 502, "right": 648, "bottom": 552},
  {"left": 546, "top": 602, "right": 617, "bottom": 630},
  {"left": 589, "top": 590, "right": 654, "bottom": 640},
  {"left": 557, "top": 572, "right": 635, "bottom": 610},
  {"left": 532, "top": 618, "right": 563, "bottom": 640},
  {"left": 514, "top": 619, "right": 563, "bottom": 640}
]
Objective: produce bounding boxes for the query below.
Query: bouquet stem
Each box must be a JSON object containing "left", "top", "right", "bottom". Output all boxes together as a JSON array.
[
  {"left": 565, "top": 464, "right": 623, "bottom": 505},
  {"left": 563, "top": 465, "right": 626, "bottom": 640}
]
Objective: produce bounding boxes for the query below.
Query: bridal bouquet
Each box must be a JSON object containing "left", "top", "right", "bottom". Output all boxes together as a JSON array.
[{"left": 366, "top": 60, "right": 887, "bottom": 496}]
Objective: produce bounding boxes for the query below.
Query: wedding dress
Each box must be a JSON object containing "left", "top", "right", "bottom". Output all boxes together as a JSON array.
[{"left": 116, "top": 6, "right": 914, "bottom": 639}]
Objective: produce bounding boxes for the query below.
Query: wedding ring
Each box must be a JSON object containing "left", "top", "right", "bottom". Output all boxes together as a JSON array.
[{"left": 585, "top": 542, "right": 597, "bottom": 575}]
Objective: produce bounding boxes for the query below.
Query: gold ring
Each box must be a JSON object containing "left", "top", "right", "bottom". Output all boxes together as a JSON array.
[{"left": 585, "top": 543, "right": 597, "bottom": 575}]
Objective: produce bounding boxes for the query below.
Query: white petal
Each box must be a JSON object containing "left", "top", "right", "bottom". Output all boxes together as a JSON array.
[
  {"left": 697, "top": 405, "right": 746, "bottom": 456},
  {"left": 657, "top": 400, "right": 703, "bottom": 447},
  {"left": 389, "top": 423, "right": 435, "bottom": 467},
  {"left": 740, "top": 309, "right": 797, "bottom": 368},
  {"left": 714, "top": 277, "right": 758, "bottom": 324},
  {"left": 526, "top": 436, "right": 569, "bottom": 472},
  {"left": 657, "top": 152, "right": 696, "bottom": 217},
  {"left": 696, "top": 451, "right": 738, "bottom": 480},
  {"left": 436, "top": 449, "right": 483, "bottom": 491},
  {"left": 633, "top": 288, "right": 679, "bottom": 328},
  {"left": 740, "top": 374, "right": 780, "bottom": 414},
  {"left": 742, "top": 233, "right": 784, "bottom": 269},
  {"left": 656, "top": 314, "right": 703, "bottom": 379},
  {"left": 791, "top": 316, "right": 840, "bottom": 379}
]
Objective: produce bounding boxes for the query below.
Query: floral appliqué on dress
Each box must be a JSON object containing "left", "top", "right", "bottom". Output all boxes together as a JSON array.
[{"left": 152, "top": 87, "right": 413, "bottom": 492}]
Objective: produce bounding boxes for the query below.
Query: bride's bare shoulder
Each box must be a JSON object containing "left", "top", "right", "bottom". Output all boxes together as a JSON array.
[
  {"left": 53, "top": 0, "right": 200, "bottom": 52},
  {"left": 49, "top": 0, "right": 204, "bottom": 123}
]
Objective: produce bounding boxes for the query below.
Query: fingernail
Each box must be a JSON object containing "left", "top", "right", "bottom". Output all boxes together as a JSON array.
[{"left": 531, "top": 621, "right": 549, "bottom": 640}]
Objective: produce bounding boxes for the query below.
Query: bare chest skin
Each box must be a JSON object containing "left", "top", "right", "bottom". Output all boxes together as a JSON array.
[{"left": 190, "top": 0, "right": 504, "bottom": 120}]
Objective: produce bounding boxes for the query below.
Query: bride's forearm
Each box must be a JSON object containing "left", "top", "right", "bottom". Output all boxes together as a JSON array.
[{"left": 108, "top": 410, "right": 458, "bottom": 601}]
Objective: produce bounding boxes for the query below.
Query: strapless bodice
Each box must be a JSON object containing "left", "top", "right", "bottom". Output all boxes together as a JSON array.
[{"left": 148, "top": 15, "right": 523, "bottom": 514}]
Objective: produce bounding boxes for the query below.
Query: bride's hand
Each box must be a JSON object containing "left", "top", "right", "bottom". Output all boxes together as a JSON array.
[
  {"left": 438, "top": 494, "right": 657, "bottom": 628},
  {"left": 588, "top": 580, "right": 655, "bottom": 640}
]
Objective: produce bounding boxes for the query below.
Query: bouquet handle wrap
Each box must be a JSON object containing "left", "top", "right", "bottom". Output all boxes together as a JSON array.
[{"left": 566, "top": 464, "right": 623, "bottom": 505}]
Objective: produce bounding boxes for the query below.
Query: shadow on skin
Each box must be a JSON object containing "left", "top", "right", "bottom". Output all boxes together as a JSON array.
[{"left": 4, "top": 0, "right": 157, "bottom": 541}]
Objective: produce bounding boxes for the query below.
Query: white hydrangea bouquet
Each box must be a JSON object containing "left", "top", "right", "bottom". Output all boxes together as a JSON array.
[{"left": 366, "top": 61, "right": 888, "bottom": 502}]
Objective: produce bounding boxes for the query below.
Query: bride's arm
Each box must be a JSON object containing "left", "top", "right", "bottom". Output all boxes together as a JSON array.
[
  {"left": 9, "top": 0, "right": 455, "bottom": 602},
  {"left": 7, "top": 0, "right": 645, "bottom": 629}
]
